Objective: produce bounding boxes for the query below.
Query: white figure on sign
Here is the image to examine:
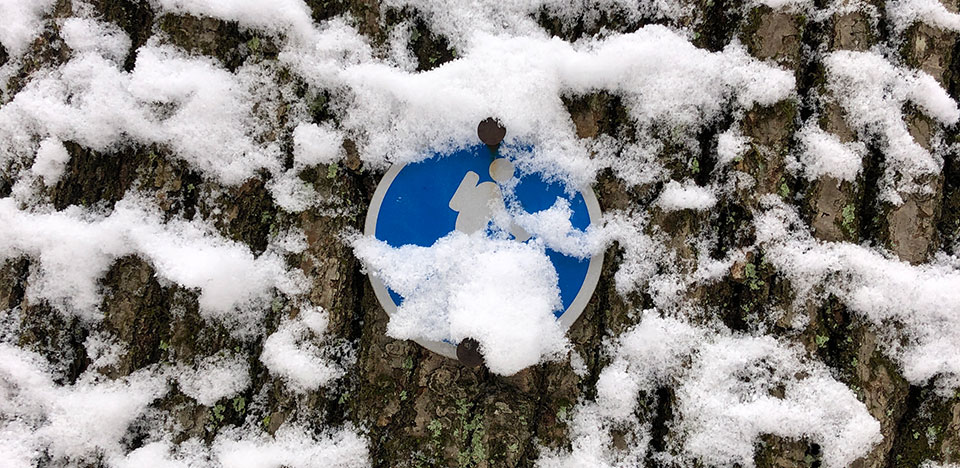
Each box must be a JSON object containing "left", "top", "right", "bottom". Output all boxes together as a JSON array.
[{"left": 449, "top": 158, "right": 531, "bottom": 242}]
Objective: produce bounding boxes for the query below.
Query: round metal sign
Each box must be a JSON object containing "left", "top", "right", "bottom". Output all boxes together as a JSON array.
[{"left": 364, "top": 133, "right": 603, "bottom": 361}]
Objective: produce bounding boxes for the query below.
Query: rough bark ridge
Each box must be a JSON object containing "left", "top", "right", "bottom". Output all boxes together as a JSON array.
[{"left": 2, "top": 0, "right": 960, "bottom": 467}]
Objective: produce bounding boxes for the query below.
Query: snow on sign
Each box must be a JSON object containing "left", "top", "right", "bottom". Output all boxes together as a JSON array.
[{"left": 364, "top": 119, "right": 603, "bottom": 364}]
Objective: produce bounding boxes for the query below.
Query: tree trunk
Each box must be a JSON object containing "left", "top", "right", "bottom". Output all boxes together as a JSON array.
[{"left": 2, "top": 0, "right": 960, "bottom": 467}]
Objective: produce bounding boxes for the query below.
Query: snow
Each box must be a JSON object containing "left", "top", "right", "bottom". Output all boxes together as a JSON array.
[
  {"left": 603, "top": 212, "right": 662, "bottom": 295},
  {"left": 267, "top": 170, "right": 321, "bottom": 212},
  {"left": 888, "top": 0, "right": 960, "bottom": 33},
  {"left": 0, "top": 196, "right": 302, "bottom": 329},
  {"left": 0, "top": 0, "right": 56, "bottom": 57},
  {"left": 0, "top": 44, "right": 284, "bottom": 186},
  {"left": 0, "top": 327, "right": 364, "bottom": 467},
  {"left": 381, "top": 0, "right": 693, "bottom": 49},
  {"left": 541, "top": 315, "right": 880, "bottom": 467},
  {"left": 922, "top": 462, "right": 960, "bottom": 468},
  {"left": 214, "top": 424, "right": 370, "bottom": 468},
  {"left": 824, "top": 50, "right": 959, "bottom": 203},
  {"left": 655, "top": 180, "right": 718, "bottom": 211},
  {"left": 110, "top": 425, "right": 369, "bottom": 468},
  {"left": 0, "top": 343, "right": 168, "bottom": 463},
  {"left": 793, "top": 123, "right": 864, "bottom": 182},
  {"left": 260, "top": 307, "right": 350, "bottom": 393},
  {"left": 292, "top": 123, "right": 345, "bottom": 169},
  {"left": 84, "top": 331, "right": 127, "bottom": 370},
  {"left": 756, "top": 197, "right": 960, "bottom": 390},
  {"left": 175, "top": 353, "right": 251, "bottom": 406},
  {"left": 511, "top": 198, "right": 599, "bottom": 258},
  {"left": 282, "top": 23, "right": 794, "bottom": 187},
  {"left": 676, "top": 334, "right": 880, "bottom": 466},
  {"left": 717, "top": 127, "right": 750, "bottom": 166},
  {"left": 157, "top": 0, "right": 318, "bottom": 44},
  {"left": 750, "top": 0, "right": 814, "bottom": 12},
  {"left": 31, "top": 137, "right": 70, "bottom": 186},
  {"left": 109, "top": 424, "right": 370, "bottom": 468},
  {"left": 353, "top": 232, "right": 569, "bottom": 375},
  {"left": 60, "top": 17, "right": 132, "bottom": 64}
]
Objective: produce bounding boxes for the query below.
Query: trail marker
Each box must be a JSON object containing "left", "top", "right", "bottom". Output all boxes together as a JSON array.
[{"left": 365, "top": 121, "right": 603, "bottom": 362}]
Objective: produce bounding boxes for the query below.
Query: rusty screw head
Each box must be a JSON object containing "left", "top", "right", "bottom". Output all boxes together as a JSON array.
[
  {"left": 456, "top": 337, "right": 484, "bottom": 368},
  {"left": 477, "top": 117, "right": 506, "bottom": 146}
]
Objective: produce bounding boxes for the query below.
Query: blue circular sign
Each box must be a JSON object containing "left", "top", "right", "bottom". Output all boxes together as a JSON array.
[{"left": 364, "top": 144, "right": 603, "bottom": 359}]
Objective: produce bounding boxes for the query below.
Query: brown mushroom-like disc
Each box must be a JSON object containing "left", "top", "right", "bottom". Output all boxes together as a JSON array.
[
  {"left": 477, "top": 117, "right": 506, "bottom": 146},
  {"left": 456, "top": 337, "right": 484, "bottom": 368}
]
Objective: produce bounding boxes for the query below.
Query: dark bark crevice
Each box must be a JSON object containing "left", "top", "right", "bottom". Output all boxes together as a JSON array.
[
  {"left": 645, "top": 386, "right": 675, "bottom": 466},
  {"left": 89, "top": 0, "right": 156, "bottom": 72},
  {"left": 858, "top": 143, "right": 889, "bottom": 246},
  {"left": 518, "top": 367, "right": 552, "bottom": 465},
  {"left": 536, "top": 6, "right": 656, "bottom": 43},
  {"left": 884, "top": 384, "right": 930, "bottom": 468},
  {"left": 694, "top": 0, "right": 745, "bottom": 52}
]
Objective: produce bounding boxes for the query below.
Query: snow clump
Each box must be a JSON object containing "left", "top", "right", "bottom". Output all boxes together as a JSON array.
[
  {"left": 793, "top": 123, "right": 865, "bottom": 182},
  {"left": 655, "top": 180, "right": 718, "bottom": 211},
  {"left": 0, "top": 344, "right": 168, "bottom": 464},
  {"left": 540, "top": 314, "right": 881, "bottom": 467},
  {"left": 353, "top": 231, "right": 569, "bottom": 375},
  {"left": 0, "top": 196, "right": 303, "bottom": 330},
  {"left": 0, "top": 0, "right": 57, "bottom": 57},
  {"left": 174, "top": 353, "right": 251, "bottom": 406},
  {"left": 261, "top": 307, "right": 351, "bottom": 393},
  {"left": 824, "top": 50, "right": 959, "bottom": 203},
  {"left": 756, "top": 197, "right": 960, "bottom": 391}
]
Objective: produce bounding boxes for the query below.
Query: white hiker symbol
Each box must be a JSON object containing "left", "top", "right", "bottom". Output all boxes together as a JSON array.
[{"left": 448, "top": 158, "right": 531, "bottom": 242}]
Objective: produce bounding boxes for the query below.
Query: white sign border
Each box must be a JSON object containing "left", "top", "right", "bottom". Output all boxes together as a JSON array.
[{"left": 363, "top": 160, "right": 604, "bottom": 360}]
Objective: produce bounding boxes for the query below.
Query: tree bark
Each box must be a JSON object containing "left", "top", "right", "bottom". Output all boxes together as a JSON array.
[{"left": 2, "top": 0, "right": 960, "bottom": 467}]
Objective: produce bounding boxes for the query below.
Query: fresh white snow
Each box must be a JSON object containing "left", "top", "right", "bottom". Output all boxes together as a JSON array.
[
  {"left": 655, "top": 180, "right": 718, "bottom": 211},
  {"left": 0, "top": 196, "right": 303, "bottom": 328},
  {"left": 353, "top": 232, "right": 569, "bottom": 375},
  {"left": 260, "top": 307, "right": 351, "bottom": 393},
  {"left": 0, "top": 0, "right": 57, "bottom": 57},
  {"left": 793, "top": 123, "right": 865, "bottom": 182},
  {"left": 824, "top": 50, "right": 959, "bottom": 203}
]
